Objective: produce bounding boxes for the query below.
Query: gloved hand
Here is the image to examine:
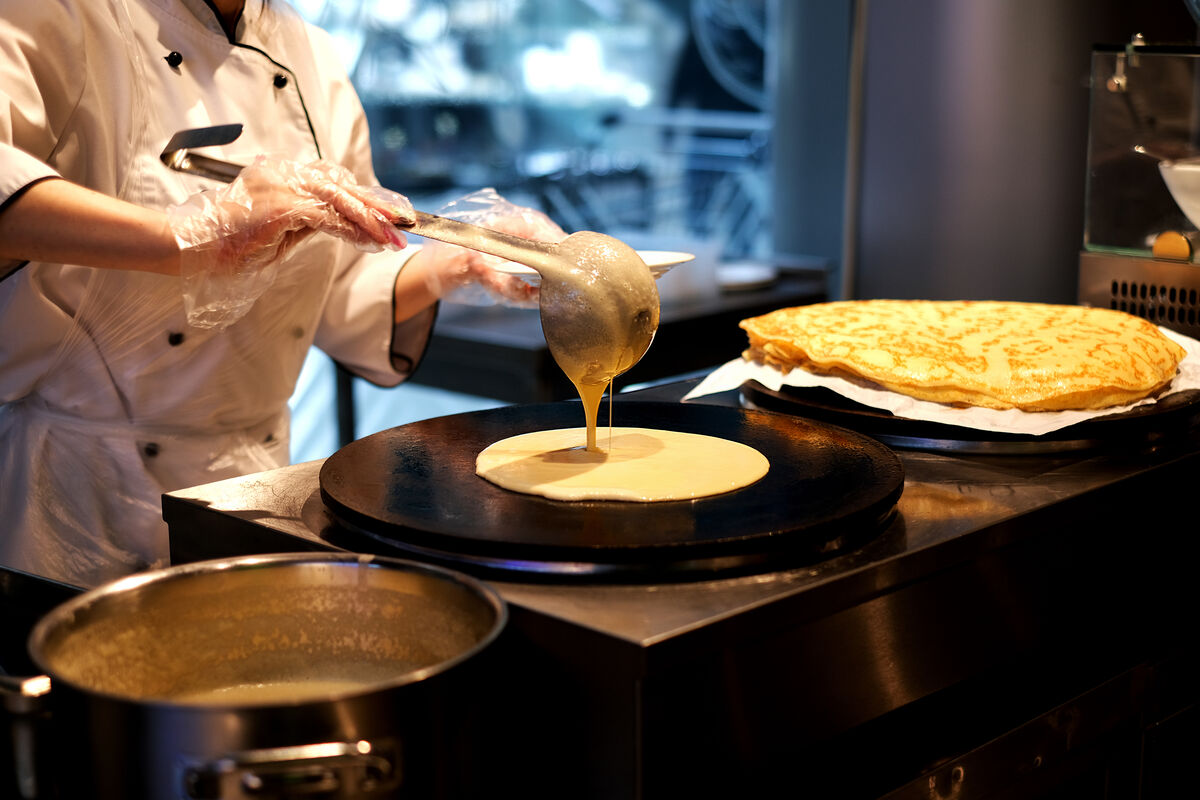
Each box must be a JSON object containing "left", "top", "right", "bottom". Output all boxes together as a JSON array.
[
  {"left": 169, "top": 157, "right": 415, "bottom": 329},
  {"left": 418, "top": 188, "right": 567, "bottom": 307}
]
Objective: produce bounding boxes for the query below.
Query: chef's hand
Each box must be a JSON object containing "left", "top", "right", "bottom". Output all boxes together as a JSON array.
[
  {"left": 407, "top": 245, "right": 539, "bottom": 308},
  {"left": 169, "top": 157, "right": 415, "bottom": 328},
  {"left": 417, "top": 188, "right": 567, "bottom": 307}
]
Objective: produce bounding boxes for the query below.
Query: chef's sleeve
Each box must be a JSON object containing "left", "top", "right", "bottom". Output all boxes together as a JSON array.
[
  {"left": 0, "top": 1, "right": 82, "bottom": 276},
  {"left": 0, "top": 152, "right": 60, "bottom": 278},
  {"left": 312, "top": 244, "right": 436, "bottom": 387},
  {"left": 0, "top": 150, "right": 61, "bottom": 211}
]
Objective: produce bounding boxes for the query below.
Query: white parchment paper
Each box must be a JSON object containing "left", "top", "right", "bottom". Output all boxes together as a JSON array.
[{"left": 683, "top": 328, "right": 1200, "bottom": 436}]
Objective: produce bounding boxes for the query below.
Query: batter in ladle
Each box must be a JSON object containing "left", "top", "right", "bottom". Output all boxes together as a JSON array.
[{"left": 534, "top": 232, "right": 659, "bottom": 450}]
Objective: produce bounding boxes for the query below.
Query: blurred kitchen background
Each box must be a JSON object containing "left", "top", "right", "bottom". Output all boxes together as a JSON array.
[{"left": 289, "top": 0, "right": 1198, "bottom": 462}]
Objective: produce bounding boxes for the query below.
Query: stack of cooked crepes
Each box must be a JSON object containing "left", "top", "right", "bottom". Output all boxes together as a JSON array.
[{"left": 739, "top": 300, "right": 1186, "bottom": 412}]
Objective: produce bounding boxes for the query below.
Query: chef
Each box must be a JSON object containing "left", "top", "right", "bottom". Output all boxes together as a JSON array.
[{"left": 0, "top": 0, "right": 552, "bottom": 587}]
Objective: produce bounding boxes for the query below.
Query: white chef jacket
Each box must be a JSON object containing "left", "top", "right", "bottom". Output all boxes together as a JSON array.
[{"left": 0, "top": 0, "right": 435, "bottom": 587}]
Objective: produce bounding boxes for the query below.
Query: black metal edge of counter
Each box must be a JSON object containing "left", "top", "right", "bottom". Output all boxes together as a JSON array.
[{"left": 740, "top": 381, "right": 1200, "bottom": 455}]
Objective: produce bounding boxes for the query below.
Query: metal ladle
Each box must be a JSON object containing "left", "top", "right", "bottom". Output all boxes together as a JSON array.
[
  {"left": 160, "top": 126, "right": 660, "bottom": 385},
  {"left": 401, "top": 213, "right": 660, "bottom": 388}
]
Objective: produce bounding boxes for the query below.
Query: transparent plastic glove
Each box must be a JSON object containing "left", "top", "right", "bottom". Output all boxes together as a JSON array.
[
  {"left": 420, "top": 188, "right": 567, "bottom": 307},
  {"left": 169, "top": 157, "right": 415, "bottom": 330}
]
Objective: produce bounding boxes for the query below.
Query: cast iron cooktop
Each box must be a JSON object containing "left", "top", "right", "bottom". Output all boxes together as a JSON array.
[{"left": 319, "top": 400, "right": 904, "bottom": 579}]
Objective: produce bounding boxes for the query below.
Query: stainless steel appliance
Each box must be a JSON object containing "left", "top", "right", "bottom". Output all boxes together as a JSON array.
[{"left": 161, "top": 381, "right": 1200, "bottom": 799}]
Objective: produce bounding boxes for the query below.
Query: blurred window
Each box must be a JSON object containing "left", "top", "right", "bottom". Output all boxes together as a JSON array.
[{"left": 296, "top": 0, "right": 773, "bottom": 258}]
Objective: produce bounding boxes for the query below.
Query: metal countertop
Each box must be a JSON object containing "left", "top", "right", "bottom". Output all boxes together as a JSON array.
[{"left": 164, "top": 381, "right": 1200, "bottom": 665}]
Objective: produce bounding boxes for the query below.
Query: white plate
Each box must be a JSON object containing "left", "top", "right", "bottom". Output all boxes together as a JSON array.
[
  {"left": 493, "top": 250, "right": 695, "bottom": 282},
  {"left": 717, "top": 263, "right": 778, "bottom": 292}
]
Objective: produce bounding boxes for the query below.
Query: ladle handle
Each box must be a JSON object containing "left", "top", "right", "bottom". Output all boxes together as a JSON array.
[
  {"left": 399, "top": 211, "right": 561, "bottom": 274},
  {"left": 156, "top": 130, "right": 562, "bottom": 275}
]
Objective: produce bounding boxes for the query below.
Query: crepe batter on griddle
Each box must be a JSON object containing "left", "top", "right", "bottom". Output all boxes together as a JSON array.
[{"left": 476, "top": 235, "right": 770, "bottom": 502}]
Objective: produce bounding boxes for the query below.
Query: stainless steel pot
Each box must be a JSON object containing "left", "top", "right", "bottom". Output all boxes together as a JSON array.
[{"left": 20, "top": 553, "right": 506, "bottom": 800}]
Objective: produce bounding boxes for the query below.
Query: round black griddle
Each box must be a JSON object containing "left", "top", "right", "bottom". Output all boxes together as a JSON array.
[
  {"left": 741, "top": 382, "right": 1200, "bottom": 454},
  {"left": 319, "top": 401, "right": 903, "bottom": 579}
]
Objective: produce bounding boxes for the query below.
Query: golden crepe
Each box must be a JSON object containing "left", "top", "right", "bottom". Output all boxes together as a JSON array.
[{"left": 740, "top": 300, "right": 1185, "bottom": 411}]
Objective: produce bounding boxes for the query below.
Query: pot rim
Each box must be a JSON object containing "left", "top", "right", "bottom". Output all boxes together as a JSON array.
[{"left": 27, "top": 552, "right": 508, "bottom": 709}]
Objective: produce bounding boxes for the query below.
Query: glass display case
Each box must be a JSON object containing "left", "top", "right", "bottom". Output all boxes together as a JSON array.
[
  {"left": 1083, "top": 41, "right": 1200, "bottom": 255},
  {"left": 1079, "top": 40, "right": 1200, "bottom": 338}
]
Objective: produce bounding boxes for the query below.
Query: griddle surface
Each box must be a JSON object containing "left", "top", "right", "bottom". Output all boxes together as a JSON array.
[
  {"left": 741, "top": 382, "right": 1200, "bottom": 454},
  {"left": 319, "top": 401, "right": 903, "bottom": 577}
]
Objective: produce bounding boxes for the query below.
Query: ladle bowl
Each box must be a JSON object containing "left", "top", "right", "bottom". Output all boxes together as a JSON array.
[
  {"left": 401, "top": 214, "right": 661, "bottom": 385},
  {"left": 536, "top": 232, "right": 660, "bottom": 387}
]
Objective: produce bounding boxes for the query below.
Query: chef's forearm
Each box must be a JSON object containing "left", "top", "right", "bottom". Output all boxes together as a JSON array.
[{"left": 0, "top": 177, "right": 181, "bottom": 275}]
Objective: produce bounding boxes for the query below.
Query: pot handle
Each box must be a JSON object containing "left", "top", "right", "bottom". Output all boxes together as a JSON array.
[
  {"left": 182, "top": 739, "right": 401, "bottom": 800},
  {"left": 0, "top": 674, "right": 53, "bottom": 800}
]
